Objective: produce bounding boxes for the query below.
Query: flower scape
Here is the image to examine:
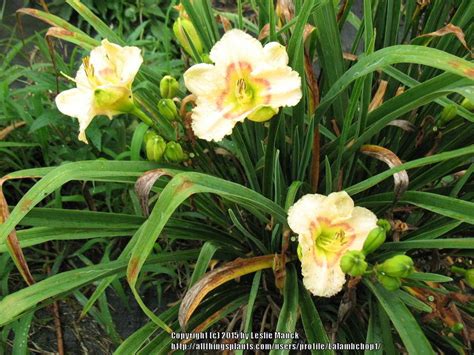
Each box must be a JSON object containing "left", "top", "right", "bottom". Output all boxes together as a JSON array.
[{"left": 1, "top": 1, "right": 473, "bottom": 353}]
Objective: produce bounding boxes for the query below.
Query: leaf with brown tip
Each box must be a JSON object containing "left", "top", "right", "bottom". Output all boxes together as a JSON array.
[
  {"left": 368, "top": 80, "right": 388, "bottom": 112},
  {"left": 419, "top": 24, "right": 471, "bottom": 54},
  {"left": 0, "top": 182, "right": 34, "bottom": 285},
  {"left": 46, "top": 26, "right": 97, "bottom": 50},
  {"left": 178, "top": 255, "right": 275, "bottom": 329},
  {"left": 134, "top": 169, "right": 173, "bottom": 217},
  {"left": 387, "top": 120, "right": 416, "bottom": 132},
  {"left": 361, "top": 145, "right": 409, "bottom": 200}
]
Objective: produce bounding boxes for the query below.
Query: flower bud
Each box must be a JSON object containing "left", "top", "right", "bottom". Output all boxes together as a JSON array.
[
  {"left": 379, "top": 255, "right": 414, "bottom": 278},
  {"left": 465, "top": 269, "right": 474, "bottom": 288},
  {"left": 164, "top": 141, "right": 186, "bottom": 162},
  {"left": 438, "top": 104, "right": 457, "bottom": 126},
  {"left": 94, "top": 87, "right": 134, "bottom": 114},
  {"left": 362, "top": 227, "right": 386, "bottom": 255},
  {"left": 247, "top": 106, "right": 279, "bottom": 122},
  {"left": 461, "top": 98, "right": 474, "bottom": 111},
  {"left": 157, "top": 99, "right": 178, "bottom": 121},
  {"left": 376, "top": 219, "right": 391, "bottom": 233},
  {"left": 160, "top": 75, "right": 179, "bottom": 99},
  {"left": 340, "top": 250, "right": 367, "bottom": 276},
  {"left": 145, "top": 132, "right": 166, "bottom": 162},
  {"left": 144, "top": 129, "right": 156, "bottom": 144},
  {"left": 173, "top": 17, "right": 203, "bottom": 56},
  {"left": 377, "top": 273, "right": 401, "bottom": 291},
  {"left": 451, "top": 323, "right": 464, "bottom": 333}
]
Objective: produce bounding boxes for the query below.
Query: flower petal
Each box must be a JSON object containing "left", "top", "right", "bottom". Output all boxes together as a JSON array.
[
  {"left": 262, "top": 42, "right": 289, "bottom": 68},
  {"left": 209, "top": 29, "right": 264, "bottom": 69},
  {"left": 75, "top": 65, "right": 92, "bottom": 90},
  {"left": 252, "top": 66, "right": 302, "bottom": 108},
  {"left": 111, "top": 45, "right": 143, "bottom": 86},
  {"left": 323, "top": 191, "right": 355, "bottom": 222},
  {"left": 300, "top": 247, "right": 346, "bottom": 297},
  {"left": 191, "top": 101, "right": 248, "bottom": 142},
  {"left": 287, "top": 193, "right": 326, "bottom": 235},
  {"left": 55, "top": 88, "right": 94, "bottom": 143},
  {"left": 89, "top": 39, "right": 142, "bottom": 86},
  {"left": 345, "top": 206, "right": 378, "bottom": 251},
  {"left": 183, "top": 63, "right": 225, "bottom": 98}
]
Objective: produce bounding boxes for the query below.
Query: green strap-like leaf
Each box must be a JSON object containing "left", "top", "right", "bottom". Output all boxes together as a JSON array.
[
  {"left": 317, "top": 45, "right": 474, "bottom": 120},
  {"left": 0, "top": 250, "right": 200, "bottom": 327},
  {"left": 299, "top": 283, "right": 333, "bottom": 355},
  {"left": 271, "top": 264, "right": 298, "bottom": 355},
  {"left": 364, "top": 280, "right": 434, "bottom": 355}
]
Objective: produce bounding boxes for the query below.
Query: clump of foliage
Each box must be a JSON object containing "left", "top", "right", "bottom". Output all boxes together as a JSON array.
[{"left": 1, "top": 0, "right": 473, "bottom": 354}]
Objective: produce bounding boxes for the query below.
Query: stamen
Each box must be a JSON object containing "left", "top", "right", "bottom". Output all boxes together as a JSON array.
[
  {"left": 82, "top": 56, "right": 95, "bottom": 79},
  {"left": 237, "top": 78, "right": 246, "bottom": 94},
  {"left": 235, "top": 78, "right": 253, "bottom": 104}
]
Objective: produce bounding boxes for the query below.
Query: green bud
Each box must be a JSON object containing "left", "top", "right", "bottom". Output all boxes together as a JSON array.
[
  {"left": 94, "top": 87, "right": 134, "bottom": 113},
  {"left": 157, "top": 99, "right": 178, "bottom": 121},
  {"left": 144, "top": 130, "right": 156, "bottom": 144},
  {"left": 461, "top": 97, "right": 474, "bottom": 111},
  {"left": 377, "top": 219, "right": 391, "bottom": 233},
  {"left": 362, "top": 227, "right": 386, "bottom": 255},
  {"left": 340, "top": 250, "right": 368, "bottom": 276},
  {"left": 438, "top": 104, "right": 457, "bottom": 126},
  {"left": 379, "top": 255, "right": 414, "bottom": 278},
  {"left": 160, "top": 75, "right": 179, "bottom": 99},
  {"left": 164, "top": 141, "right": 186, "bottom": 162},
  {"left": 451, "top": 323, "right": 464, "bottom": 333},
  {"left": 247, "top": 106, "right": 279, "bottom": 122},
  {"left": 173, "top": 17, "right": 203, "bottom": 56},
  {"left": 465, "top": 269, "right": 474, "bottom": 288},
  {"left": 377, "top": 273, "right": 401, "bottom": 291},
  {"left": 145, "top": 132, "right": 166, "bottom": 162}
]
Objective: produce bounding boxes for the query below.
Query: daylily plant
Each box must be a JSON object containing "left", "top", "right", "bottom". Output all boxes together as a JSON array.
[
  {"left": 55, "top": 39, "right": 143, "bottom": 143},
  {"left": 288, "top": 191, "right": 378, "bottom": 297},
  {"left": 184, "top": 29, "right": 302, "bottom": 142}
]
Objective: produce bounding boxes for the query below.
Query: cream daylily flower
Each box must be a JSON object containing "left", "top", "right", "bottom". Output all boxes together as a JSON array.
[
  {"left": 55, "top": 39, "right": 143, "bottom": 143},
  {"left": 183, "top": 29, "right": 302, "bottom": 141},
  {"left": 288, "top": 191, "right": 377, "bottom": 297}
]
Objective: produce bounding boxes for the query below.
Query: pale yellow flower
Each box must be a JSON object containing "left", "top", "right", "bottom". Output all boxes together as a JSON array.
[
  {"left": 183, "top": 29, "right": 302, "bottom": 142},
  {"left": 288, "top": 191, "right": 377, "bottom": 297},
  {"left": 55, "top": 39, "right": 143, "bottom": 143}
]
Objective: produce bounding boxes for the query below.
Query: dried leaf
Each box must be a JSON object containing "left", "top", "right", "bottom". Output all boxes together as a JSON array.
[
  {"left": 417, "top": 0, "right": 431, "bottom": 8},
  {"left": 387, "top": 120, "right": 416, "bottom": 132},
  {"left": 258, "top": 24, "right": 270, "bottom": 41},
  {"left": 217, "top": 15, "right": 232, "bottom": 32},
  {"left": 0, "top": 180, "right": 35, "bottom": 285},
  {"left": 368, "top": 80, "right": 388, "bottom": 112},
  {"left": 135, "top": 169, "right": 173, "bottom": 217},
  {"left": 303, "top": 24, "right": 315, "bottom": 44},
  {"left": 179, "top": 255, "right": 275, "bottom": 329},
  {"left": 420, "top": 24, "right": 471, "bottom": 53},
  {"left": 276, "top": 0, "right": 294, "bottom": 23},
  {"left": 360, "top": 145, "right": 409, "bottom": 200},
  {"left": 395, "top": 86, "right": 405, "bottom": 96},
  {"left": 343, "top": 52, "right": 358, "bottom": 61},
  {"left": 0, "top": 121, "right": 26, "bottom": 140}
]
